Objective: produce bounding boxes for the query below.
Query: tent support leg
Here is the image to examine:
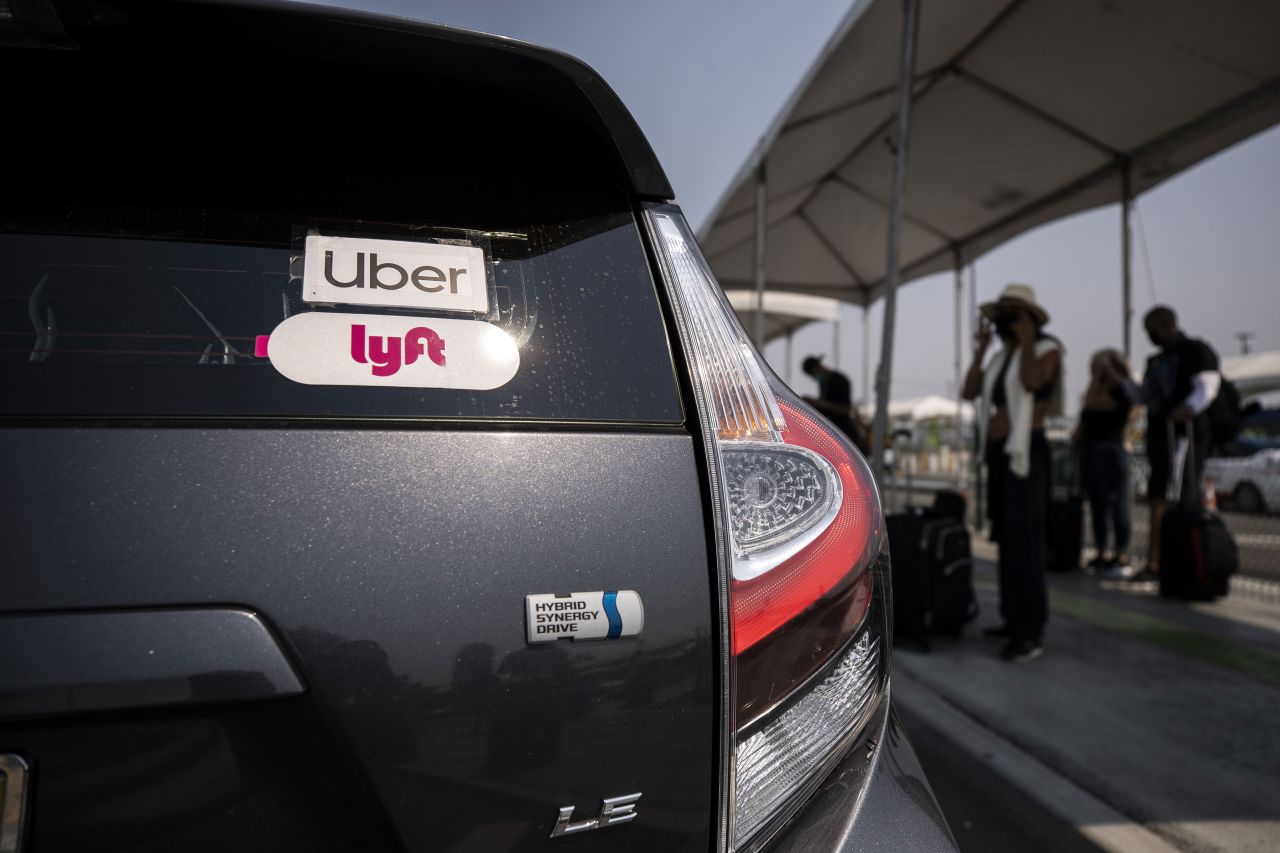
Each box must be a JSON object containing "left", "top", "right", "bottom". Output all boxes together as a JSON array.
[
  {"left": 870, "top": 0, "right": 920, "bottom": 483},
  {"left": 1121, "top": 163, "right": 1133, "bottom": 361},
  {"left": 785, "top": 330, "right": 793, "bottom": 385},
  {"left": 753, "top": 156, "right": 767, "bottom": 348},
  {"left": 970, "top": 264, "right": 983, "bottom": 529},
  {"left": 862, "top": 306, "right": 870, "bottom": 407},
  {"left": 953, "top": 252, "right": 963, "bottom": 486},
  {"left": 832, "top": 319, "right": 840, "bottom": 370}
]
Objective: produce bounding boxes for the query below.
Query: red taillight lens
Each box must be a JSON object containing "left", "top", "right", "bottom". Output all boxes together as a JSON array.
[
  {"left": 731, "top": 400, "right": 878, "bottom": 654},
  {"left": 645, "top": 208, "right": 887, "bottom": 851}
]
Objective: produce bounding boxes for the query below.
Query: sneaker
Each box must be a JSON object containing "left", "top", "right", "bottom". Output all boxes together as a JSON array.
[
  {"left": 1097, "top": 564, "right": 1132, "bottom": 581},
  {"left": 1087, "top": 555, "right": 1109, "bottom": 571},
  {"left": 1002, "top": 640, "right": 1044, "bottom": 663},
  {"left": 1125, "top": 568, "right": 1159, "bottom": 584},
  {"left": 982, "top": 625, "right": 1010, "bottom": 639}
]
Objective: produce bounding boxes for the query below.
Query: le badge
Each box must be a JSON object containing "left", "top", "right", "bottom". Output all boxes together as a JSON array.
[{"left": 525, "top": 591, "right": 644, "bottom": 644}]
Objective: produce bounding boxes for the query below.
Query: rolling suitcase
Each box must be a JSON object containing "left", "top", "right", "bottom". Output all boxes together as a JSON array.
[
  {"left": 1159, "top": 507, "right": 1237, "bottom": 600},
  {"left": 919, "top": 517, "right": 977, "bottom": 636},
  {"left": 1158, "top": 422, "right": 1238, "bottom": 600},
  {"left": 888, "top": 509, "right": 931, "bottom": 647},
  {"left": 889, "top": 498, "right": 977, "bottom": 649},
  {"left": 1048, "top": 496, "right": 1084, "bottom": 572},
  {"left": 1048, "top": 443, "right": 1084, "bottom": 571}
]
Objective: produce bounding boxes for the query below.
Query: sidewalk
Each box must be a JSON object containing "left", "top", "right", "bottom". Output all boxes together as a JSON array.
[{"left": 893, "top": 547, "right": 1280, "bottom": 853}]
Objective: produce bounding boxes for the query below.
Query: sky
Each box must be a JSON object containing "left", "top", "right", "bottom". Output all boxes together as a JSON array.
[{"left": 315, "top": 0, "right": 1279, "bottom": 414}]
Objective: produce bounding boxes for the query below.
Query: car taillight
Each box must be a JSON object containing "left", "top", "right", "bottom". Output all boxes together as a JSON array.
[{"left": 645, "top": 208, "right": 887, "bottom": 850}]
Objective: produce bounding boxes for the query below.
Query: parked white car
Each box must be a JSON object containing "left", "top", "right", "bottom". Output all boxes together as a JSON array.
[{"left": 1207, "top": 448, "right": 1280, "bottom": 514}]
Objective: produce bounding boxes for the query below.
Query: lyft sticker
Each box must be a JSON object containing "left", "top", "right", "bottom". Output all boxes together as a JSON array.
[
  {"left": 525, "top": 591, "right": 645, "bottom": 644},
  {"left": 302, "top": 235, "right": 488, "bottom": 313},
  {"left": 262, "top": 312, "right": 519, "bottom": 390}
]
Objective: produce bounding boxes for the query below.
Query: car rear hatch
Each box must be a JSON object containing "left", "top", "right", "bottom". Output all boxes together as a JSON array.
[{"left": 1, "top": 3, "right": 717, "bottom": 851}]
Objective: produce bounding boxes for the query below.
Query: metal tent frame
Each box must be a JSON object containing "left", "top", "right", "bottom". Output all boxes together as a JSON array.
[{"left": 701, "top": 0, "right": 1280, "bottom": 474}]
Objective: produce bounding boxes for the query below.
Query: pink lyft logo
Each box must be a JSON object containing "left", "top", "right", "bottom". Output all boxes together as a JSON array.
[{"left": 350, "top": 324, "right": 446, "bottom": 377}]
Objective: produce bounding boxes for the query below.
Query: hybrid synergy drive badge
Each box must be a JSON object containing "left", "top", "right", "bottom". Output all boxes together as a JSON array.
[{"left": 525, "top": 591, "right": 644, "bottom": 644}]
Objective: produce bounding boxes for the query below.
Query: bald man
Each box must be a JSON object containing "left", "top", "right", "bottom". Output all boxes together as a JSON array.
[{"left": 1133, "top": 305, "right": 1220, "bottom": 582}]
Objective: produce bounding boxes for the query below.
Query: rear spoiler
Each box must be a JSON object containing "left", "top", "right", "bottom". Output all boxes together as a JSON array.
[{"left": 4, "top": 0, "right": 675, "bottom": 200}]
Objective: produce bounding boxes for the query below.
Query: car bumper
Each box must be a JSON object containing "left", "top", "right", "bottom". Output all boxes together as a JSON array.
[{"left": 762, "top": 690, "right": 958, "bottom": 852}]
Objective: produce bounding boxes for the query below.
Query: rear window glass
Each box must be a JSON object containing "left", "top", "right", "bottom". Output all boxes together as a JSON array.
[
  {"left": 0, "top": 14, "right": 682, "bottom": 424},
  {"left": 0, "top": 213, "right": 681, "bottom": 423}
]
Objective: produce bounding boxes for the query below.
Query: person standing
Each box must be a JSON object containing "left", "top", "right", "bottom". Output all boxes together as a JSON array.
[
  {"left": 962, "top": 284, "right": 1061, "bottom": 663},
  {"left": 1076, "top": 350, "right": 1136, "bottom": 579},
  {"left": 1129, "top": 306, "right": 1221, "bottom": 583},
  {"left": 802, "top": 355, "right": 870, "bottom": 454}
]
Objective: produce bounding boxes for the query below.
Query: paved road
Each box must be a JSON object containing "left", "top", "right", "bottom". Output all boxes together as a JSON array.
[{"left": 896, "top": 559, "right": 1280, "bottom": 853}]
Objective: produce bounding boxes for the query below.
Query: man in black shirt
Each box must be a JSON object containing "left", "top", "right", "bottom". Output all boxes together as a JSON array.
[
  {"left": 1134, "top": 306, "right": 1221, "bottom": 581},
  {"left": 802, "top": 356, "right": 868, "bottom": 454}
]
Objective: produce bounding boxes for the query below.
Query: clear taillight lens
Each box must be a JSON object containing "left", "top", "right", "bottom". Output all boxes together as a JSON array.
[{"left": 645, "top": 208, "right": 887, "bottom": 850}]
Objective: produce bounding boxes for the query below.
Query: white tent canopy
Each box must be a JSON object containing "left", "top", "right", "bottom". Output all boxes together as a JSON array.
[
  {"left": 859, "top": 394, "right": 974, "bottom": 424},
  {"left": 724, "top": 290, "right": 841, "bottom": 344},
  {"left": 1223, "top": 350, "right": 1280, "bottom": 398},
  {"left": 700, "top": 0, "right": 1280, "bottom": 315}
]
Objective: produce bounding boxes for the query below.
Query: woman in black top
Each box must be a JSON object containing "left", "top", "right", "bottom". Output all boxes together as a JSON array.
[{"left": 1076, "top": 350, "right": 1135, "bottom": 578}]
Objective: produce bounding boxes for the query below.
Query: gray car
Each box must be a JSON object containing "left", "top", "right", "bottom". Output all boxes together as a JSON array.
[{"left": 0, "top": 2, "right": 955, "bottom": 851}]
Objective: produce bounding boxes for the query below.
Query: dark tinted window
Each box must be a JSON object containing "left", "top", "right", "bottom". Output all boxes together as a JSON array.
[
  {"left": 0, "top": 218, "right": 680, "bottom": 422},
  {"left": 0, "top": 6, "right": 681, "bottom": 423}
]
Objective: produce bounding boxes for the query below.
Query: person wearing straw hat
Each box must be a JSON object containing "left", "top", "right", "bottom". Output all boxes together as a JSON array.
[{"left": 963, "top": 283, "right": 1063, "bottom": 663}]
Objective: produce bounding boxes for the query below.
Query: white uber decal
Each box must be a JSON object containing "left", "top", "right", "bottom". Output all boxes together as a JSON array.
[
  {"left": 302, "top": 234, "right": 489, "bottom": 313},
  {"left": 260, "top": 312, "right": 519, "bottom": 390}
]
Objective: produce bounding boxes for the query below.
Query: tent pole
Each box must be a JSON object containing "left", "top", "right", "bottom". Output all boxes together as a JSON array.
[
  {"left": 870, "top": 0, "right": 920, "bottom": 483},
  {"left": 970, "top": 263, "right": 983, "bottom": 529},
  {"left": 753, "top": 154, "right": 767, "bottom": 348},
  {"left": 953, "top": 251, "right": 963, "bottom": 486},
  {"left": 832, "top": 318, "right": 840, "bottom": 371},
  {"left": 785, "top": 330, "right": 793, "bottom": 385},
  {"left": 1121, "top": 162, "right": 1133, "bottom": 361},
  {"left": 862, "top": 305, "right": 870, "bottom": 407}
]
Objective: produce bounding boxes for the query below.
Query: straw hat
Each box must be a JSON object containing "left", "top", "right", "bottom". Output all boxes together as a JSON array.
[{"left": 980, "top": 283, "right": 1049, "bottom": 326}]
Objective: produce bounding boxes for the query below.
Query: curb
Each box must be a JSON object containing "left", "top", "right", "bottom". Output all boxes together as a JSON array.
[{"left": 894, "top": 671, "right": 1182, "bottom": 853}]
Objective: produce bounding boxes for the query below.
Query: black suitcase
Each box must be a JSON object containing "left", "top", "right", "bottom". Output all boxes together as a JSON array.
[
  {"left": 888, "top": 510, "right": 931, "bottom": 645},
  {"left": 1159, "top": 507, "right": 1238, "bottom": 600},
  {"left": 930, "top": 489, "right": 967, "bottom": 522},
  {"left": 1158, "top": 421, "right": 1238, "bottom": 600},
  {"left": 889, "top": 506, "right": 977, "bottom": 648},
  {"left": 919, "top": 517, "right": 977, "bottom": 636},
  {"left": 1048, "top": 496, "right": 1084, "bottom": 572}
]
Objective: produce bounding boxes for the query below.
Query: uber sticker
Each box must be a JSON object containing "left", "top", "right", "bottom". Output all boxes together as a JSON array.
[
  {"left": 526, "top": 591, "right": 644, "bottom": 644},
  {"left": 260, "top": 312, "right": 519, "bottom": 390},
  {"left": 302, "top": 235, "right": 489, "bottom": 313}
]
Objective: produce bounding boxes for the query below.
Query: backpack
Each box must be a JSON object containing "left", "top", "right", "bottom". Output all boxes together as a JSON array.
[{"left": 1206, "top": 378, "right": 1243, "bottom": 451}]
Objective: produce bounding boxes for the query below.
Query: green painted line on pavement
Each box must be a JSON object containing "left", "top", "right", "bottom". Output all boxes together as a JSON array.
[{"left": 974, "top": 576, "right": 1280, "bottom": 683}]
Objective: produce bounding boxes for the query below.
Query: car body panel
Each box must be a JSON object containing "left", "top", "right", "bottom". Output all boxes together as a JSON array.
[
  {"left": 1, "top": 427, "right": 716, "bottom": 850},
  {"left": 0, "top": 2, "right": 958, "bottom": 851}
]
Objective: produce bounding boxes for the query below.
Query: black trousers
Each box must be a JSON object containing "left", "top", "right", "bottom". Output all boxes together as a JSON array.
[{"left": 987, "top": 431, "right": 1050, "bottom": 644}]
